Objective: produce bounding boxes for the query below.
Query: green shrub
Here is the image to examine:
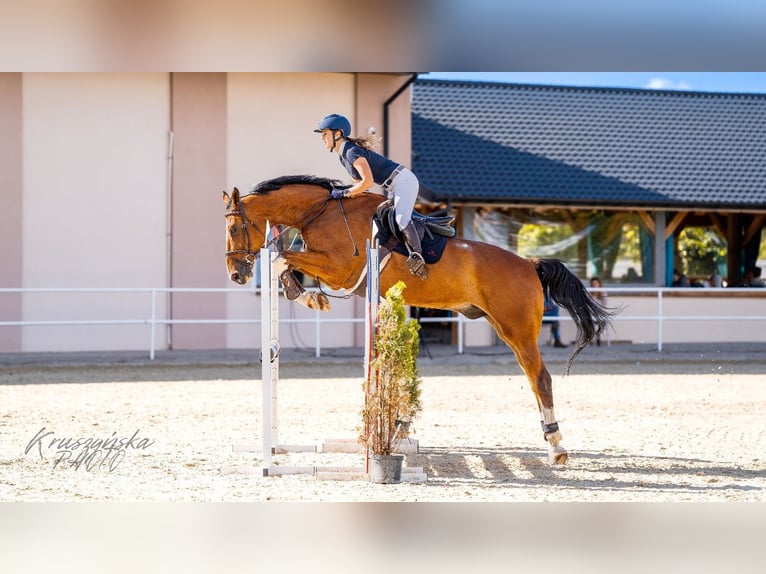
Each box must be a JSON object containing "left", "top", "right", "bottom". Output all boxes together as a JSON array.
[{"left": 360, "top": 281, "right": 422, "bottom": 455}]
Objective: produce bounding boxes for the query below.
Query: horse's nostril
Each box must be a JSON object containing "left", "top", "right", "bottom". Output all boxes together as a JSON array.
[{"left": 231, "top": 272, "right": 240, "bottom": 282}]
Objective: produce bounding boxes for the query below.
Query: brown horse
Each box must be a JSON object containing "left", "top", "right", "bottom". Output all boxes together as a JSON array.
[{"left": 223, "top": 175, "right": 614, "bottom": 464}]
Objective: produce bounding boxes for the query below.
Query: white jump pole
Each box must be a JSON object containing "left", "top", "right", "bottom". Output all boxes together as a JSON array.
[
  {"left": 364, "top": 238, "right": 380, "bottom": 393},
  {"left": 261, "top": 225, "right": 280, "bottom": 477},
  {"left": 363, "top": 238, "right": 380, "bottom": 473}
]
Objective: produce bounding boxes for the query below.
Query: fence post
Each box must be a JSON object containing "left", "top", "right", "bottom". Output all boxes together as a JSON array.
[
  {"left": 657, "top": 289, "right": 664, "bottom": 352},
  {"left": 150, "top": 289, "right": 157, "bottom": 360}
]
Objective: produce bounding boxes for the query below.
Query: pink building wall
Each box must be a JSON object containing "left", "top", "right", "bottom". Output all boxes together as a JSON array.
[
  {"left": 0, "top": 73, "right": 23, "bottom": 352},
  {"left": 0, "top": 73, "right": 417, "bottom": 354},
  {"left": 170, "top": 73, "right": 228, "bottom": 349}
]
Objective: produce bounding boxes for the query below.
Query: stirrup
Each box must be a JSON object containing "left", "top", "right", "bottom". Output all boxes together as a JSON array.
[{"left": 406, "top": 252, "right": 429, "bottom": 279}]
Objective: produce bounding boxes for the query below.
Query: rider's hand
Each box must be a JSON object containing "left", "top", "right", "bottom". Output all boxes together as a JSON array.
[{"left": 331, "top": 188, "right": 346, "bottom": 199}]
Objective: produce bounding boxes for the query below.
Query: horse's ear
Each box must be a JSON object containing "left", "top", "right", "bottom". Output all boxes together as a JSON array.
[
  {"left": 232, "top": 187, "right": 240, "bottom": 205},
  {"left": 222, "top": 190, "right": 230, "bottom": 204}
]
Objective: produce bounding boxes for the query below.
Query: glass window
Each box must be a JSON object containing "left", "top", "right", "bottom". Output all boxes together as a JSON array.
[
  {"left": 463, "top": 207, "right": 655, "bottom": 284},
  {"left": 675, "top": 226, "right": 727, "bottom": 286}
]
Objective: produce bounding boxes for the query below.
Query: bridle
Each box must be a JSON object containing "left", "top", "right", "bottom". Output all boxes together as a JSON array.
[
  {"left": 224, "top": 200, "right": 263, "bottom": 269},
  {"left": 224, "top": 194, "right": 335, "bottom": 269}
]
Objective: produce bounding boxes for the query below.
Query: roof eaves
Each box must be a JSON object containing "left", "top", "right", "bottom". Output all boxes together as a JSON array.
[{"left": 414, "top": 77, "right": 766, "bottom": 100}]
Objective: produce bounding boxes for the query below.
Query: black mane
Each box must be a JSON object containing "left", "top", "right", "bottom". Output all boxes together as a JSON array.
[{"left": 249, "top": 174, "right": 344, "bottom": 195}]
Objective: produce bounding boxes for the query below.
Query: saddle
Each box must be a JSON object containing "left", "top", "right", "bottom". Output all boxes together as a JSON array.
[
  {"left": 375, "top": 201, "right": 456, "bottom": 240},
  {"left": 373, "top": 201, "right": 454, "bottom": 265}
]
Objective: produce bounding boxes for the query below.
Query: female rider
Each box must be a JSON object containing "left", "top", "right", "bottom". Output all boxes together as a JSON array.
[{"left": 314, "top": 113, "right": 427, "bottom": 279}]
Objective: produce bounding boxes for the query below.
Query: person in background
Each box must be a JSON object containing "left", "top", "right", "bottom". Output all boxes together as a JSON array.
[
  {"left": 589, "top": 277, "right": 607, "bottom": 346},
  {"left": 672, "top": 270, "right": 690, "bottom": 287},
  {"left": 745, "top": 266, "right": 765, "bottom": 287},
  {"left": 542, "top": 292, "right": 567, "bottom": 348},
  {"left": 708, "top": 269, "right": 723, "bottom": 288}
]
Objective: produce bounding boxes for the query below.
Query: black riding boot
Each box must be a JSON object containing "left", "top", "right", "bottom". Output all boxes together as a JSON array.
[{"left": 401, "top": 221, "right": 428, "bottom": 279}]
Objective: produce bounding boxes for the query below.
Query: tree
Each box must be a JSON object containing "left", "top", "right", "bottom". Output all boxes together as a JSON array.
[{"left": 677, "top": 227, "right": 727, "bottom": 277}]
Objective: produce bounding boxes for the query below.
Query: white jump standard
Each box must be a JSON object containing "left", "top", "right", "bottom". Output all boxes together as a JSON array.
[{"left": 225, "top": 235, "right": 424, "bottom": 482}]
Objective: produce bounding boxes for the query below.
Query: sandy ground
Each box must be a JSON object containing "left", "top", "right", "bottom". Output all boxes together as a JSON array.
[{"left": 1, "top": 359, "right": 765, "bottom": 502}]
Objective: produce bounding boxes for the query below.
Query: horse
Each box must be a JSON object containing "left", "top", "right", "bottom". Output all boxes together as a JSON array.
[{"left": 223, "top": 174, "right": 614, "bottom": 465}]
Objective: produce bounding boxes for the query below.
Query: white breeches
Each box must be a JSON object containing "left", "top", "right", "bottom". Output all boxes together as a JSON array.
[{"left": 388, "top": 167, "right": 419, "bottom": 229}]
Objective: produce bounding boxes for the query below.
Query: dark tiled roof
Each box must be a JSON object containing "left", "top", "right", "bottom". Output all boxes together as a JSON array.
[{"left": 412, "top": 79, "right": 766, "bottom": 209}]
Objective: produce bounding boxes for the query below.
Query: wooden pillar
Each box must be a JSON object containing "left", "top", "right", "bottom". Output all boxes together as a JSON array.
[
  {"left": 726, "top": 213, "right": 741, "bottom": 285},
  {"left": 654, "top": 211, "right": 667, "bottom": 286}
]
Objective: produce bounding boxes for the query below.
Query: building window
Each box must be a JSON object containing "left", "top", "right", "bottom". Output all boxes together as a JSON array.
[
  {"left": 463, "top": 207, "right": 655, "bottom": 284},
  {"left": 675, "top": 226, "right": 727, "bottom": 286}
]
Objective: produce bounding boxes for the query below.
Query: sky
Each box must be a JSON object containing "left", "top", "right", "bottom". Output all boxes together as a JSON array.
[{"left": 422, "top": 73, "right": 766, "bottom": 95}]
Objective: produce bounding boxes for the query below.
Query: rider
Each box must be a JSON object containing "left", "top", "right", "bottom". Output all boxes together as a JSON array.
[{"left": 314, "top": 113, "right": 428, "bottom": 279}]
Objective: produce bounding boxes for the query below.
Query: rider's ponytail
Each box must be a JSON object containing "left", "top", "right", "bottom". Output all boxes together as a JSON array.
[{"left": 346, "top": 134, "right": 382, "bottom": 152}]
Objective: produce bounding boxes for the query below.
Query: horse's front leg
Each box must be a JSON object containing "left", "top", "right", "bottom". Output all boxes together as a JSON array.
[
  {"left": 275, "top": 250, "right": 362, "bottom": 311},
  {"left": 273, "top": 258, "right": 330, "bottom": 312},
  {"left": 281, "top": 251, "right": 362, "bottom": 291}
]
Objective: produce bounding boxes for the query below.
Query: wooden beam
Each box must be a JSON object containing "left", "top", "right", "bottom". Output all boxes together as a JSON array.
[
  {"left": 664, "top": 211, "right": 688, "bottom": 240},
  {"left": 636, "top": 211, "right": 655, "bottom": 234},
  {"left": 743, "top": 214, "right": 765, "bottom": 245},
  {"left": 708, "top": 213, "right": 726, "bottom": 238},
  {"left": 560, "top": 210, "right": 576, "bottom": 228}
]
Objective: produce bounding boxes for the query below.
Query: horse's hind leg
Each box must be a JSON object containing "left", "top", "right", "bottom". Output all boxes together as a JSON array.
[
  {"left": 490, "top": 319, "right": 568, "bottom": 464},
  {"left": 515, "top": 344, "right": 568, "bottom": 464}
]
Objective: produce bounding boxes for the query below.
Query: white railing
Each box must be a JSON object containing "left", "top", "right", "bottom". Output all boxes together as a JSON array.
[
  {"left": 0, "top": 286, "right": 368, "bottom": 360},
  {"left": 1, "top": 286, "right": 764, "bottom": 358},
  {"left": 581, "top": 286, "right": 766, "bottom": 351}
]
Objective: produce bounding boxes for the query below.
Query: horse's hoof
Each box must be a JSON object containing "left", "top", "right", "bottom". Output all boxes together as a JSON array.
[
  {"left": 548, "top": 448, "right": 568, "bottom": 465},
  {"left": 304, "top": 295, "right": 321, "bottom": 311},
  {"left": 303, "top": 293, "right": 332, "bottom": 312},
  {"left": 548, "top": 445, "right": 569, "bottom": 465},
  {"left": 316, "top": 293, "right": 331, "bottom": 312}
]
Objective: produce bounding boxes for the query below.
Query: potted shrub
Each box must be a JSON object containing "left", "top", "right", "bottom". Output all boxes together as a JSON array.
[{"left": 360, "top": 280, "right": 423, "bottom": 483}]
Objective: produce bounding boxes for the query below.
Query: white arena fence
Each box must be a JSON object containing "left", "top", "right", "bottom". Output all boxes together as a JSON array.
[{"left": 1, "top": 286, "right": 765, "bottom": 358}]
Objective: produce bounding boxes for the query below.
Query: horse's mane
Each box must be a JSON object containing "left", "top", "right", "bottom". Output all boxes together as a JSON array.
[{"left": 249, "top": 174, "right": 344, "bottom": 195}]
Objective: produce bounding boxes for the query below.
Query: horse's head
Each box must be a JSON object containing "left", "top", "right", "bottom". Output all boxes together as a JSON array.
[{"left": 222, "top": 187, "right": 264, "bottom": 285}]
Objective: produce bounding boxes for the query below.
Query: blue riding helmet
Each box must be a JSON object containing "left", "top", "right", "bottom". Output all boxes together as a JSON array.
[{"left": 313, "top": 113, "right": 351, "bottom": 137}]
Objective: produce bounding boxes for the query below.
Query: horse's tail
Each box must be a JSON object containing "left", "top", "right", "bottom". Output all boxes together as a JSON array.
[{"left": 534, "top": 258, "right": 616, "bottom": 375}]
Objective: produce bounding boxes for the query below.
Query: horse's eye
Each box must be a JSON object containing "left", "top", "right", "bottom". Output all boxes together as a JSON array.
[{"left": 229, "top": 225, "right": 237, "bottom": 235}]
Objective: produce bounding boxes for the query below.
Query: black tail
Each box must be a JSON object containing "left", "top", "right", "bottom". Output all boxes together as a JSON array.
[{"left": 535, "top": 258, "right": 617, "bottom": 375}]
